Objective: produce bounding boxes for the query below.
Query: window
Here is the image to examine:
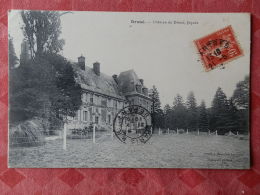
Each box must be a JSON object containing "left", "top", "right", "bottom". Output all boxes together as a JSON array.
[
  {"left": 101, "top": 109, "right": 106, "bottom": 122},
  {"left": 78, "top": 110, "right": 81, "bottom": 121},
  {"left": 89, "top": 107, "right": 93, "bottom": 122},
  {"left": 108, "top": 115, "right": 111, "bottom": 124},
  {"left": 90, "top": 94, "right": 94, "bottom": 103},
  {"left": 83, "top": 111, "right": 88, "bottom": 121},
  {"left": 95, "top": 116, "right": 99, "bottom": 124},
  {"left": 101, "top": 98, "right": 107, "bottom": 107},
  {"left": 73, "top": 111, "right": 78, "bottom": 120},
  {"left": 82, "top": 93, "right": 86, "bottom": 102},
  {"left": 113, "top": 100, "right": 117, "bottom": 108}
]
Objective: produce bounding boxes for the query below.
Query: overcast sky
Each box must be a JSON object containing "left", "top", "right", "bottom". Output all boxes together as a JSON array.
[{"left": 9, "top": 11, "right": 250, "bottom": 108}]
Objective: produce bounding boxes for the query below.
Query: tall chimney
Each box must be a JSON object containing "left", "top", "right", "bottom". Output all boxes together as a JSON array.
[
  {"left": 78, "top": 55, "right": 85, "bottom": 70},
  {"left": 93, "top": 62, "right": 100, "bottom": 76}
]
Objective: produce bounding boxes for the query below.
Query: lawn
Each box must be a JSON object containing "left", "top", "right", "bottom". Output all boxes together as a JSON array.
[{"left": 9, "top": 133, "right": 250, "bottom": 169}]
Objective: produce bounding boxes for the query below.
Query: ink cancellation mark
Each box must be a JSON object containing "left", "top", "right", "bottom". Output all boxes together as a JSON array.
[
  {"left": 113, "top": 105, "right": 152, "bottom": 144},
  {"left": 194, "top": 25, "right": 243, "bottom": 71}
]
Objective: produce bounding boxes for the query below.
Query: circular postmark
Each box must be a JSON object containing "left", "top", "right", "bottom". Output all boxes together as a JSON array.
[{"left": 113, "top": 105, "right": 152, "bottom": 144}]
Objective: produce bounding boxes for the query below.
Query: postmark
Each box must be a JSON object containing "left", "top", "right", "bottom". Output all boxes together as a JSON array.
[
  {"left": 194, "top": 25, "right": 243, "bottom": 71},
  {"left": 113, "top": 105, "right": 152, "bottom": 144}
]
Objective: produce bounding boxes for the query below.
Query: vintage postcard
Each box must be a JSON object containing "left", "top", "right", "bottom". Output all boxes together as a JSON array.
[{"left": 8, "top": 11, "right": 250, "bottom": 168}]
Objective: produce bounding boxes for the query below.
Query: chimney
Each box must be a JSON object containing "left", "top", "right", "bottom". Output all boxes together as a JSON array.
[
  {"left": 112, "top": 74, "right": 118, "bottom": 84},
  {"left": 139, "top": 79, "right": 144, "bottom": 85},
  {"left": 78, "top": 55, "right": 85, "bottom": 70},
  {"left": 93, "top": 62, "right": 100, "bottom": 76}
]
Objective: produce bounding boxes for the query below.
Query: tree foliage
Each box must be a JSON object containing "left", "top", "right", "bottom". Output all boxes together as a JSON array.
[
  {"left": 186, "top": 91, "right": 198, "bottom": 131},
  {"left": 160, "top": 76, "right": 249, "bottom": 134},
  {"left": 198, "top": 100, "right": 209, "bottom": 132},
  {"left": 232, "top": 75, "right": 249, "bottom": 110},
  {"left": 8, "top": 36, "right": 19, "bottom": 68},
  {"left": 149, "top": 85, "right": 164, "bottom": 129},
  {"left": 21, "top": 10, "right": 64, "bottom": 58},
  {"left": 9, "top": 54, "right": 82, "bottom": 131},
  {"left": 172, "top": 94, "right": 187, "bottom": 129},
  {"left": 209, "top": 87, "right": 230, "bottom": 134}
]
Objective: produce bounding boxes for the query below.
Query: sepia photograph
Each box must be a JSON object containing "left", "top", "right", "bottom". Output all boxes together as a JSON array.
[{"left": 8, "top": 11, "right": 250, "bottom": 168}]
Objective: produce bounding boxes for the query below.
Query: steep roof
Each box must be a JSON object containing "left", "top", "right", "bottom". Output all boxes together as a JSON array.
[
  {"left": 117, "top": 69, "right": 143, "bottom": 94},
  {"left": 72, "top": 64, "right": 125, "bottom": 100}
]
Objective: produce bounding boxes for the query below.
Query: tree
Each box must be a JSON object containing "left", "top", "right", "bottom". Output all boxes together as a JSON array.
[
  {"left": 172, "top": 94, "right": 187, "bottom": 129},
  {"left": 209, "top": 87, "right": 230, "bottom": 134},
  {"left": 186, "top": 91, "right": 198, "bottom": 131},
  {"left": 48, "top": 54, "right": 82, "bottom": 119},
  {"left": 232, "top": 75, "right": 249, "bottom": 110},
  {"left": 149, "top": 85, "right": 163, "bottom": 130},
  {"left": 9, "top": 54, "right": 82, "bottom": 133},
  {"left": 8, "top": 36, "right": 19, "bottom": 69},
  {"left": 21, "top": 10, "right": 64, "bottom": 58},
  {"left": 231, "top": 76, "right": 249, "bottom": 133},
  {"left": 198, "top": 100, "right": 209, "bottom": 132},
  {"left": 224, "top": 98, "right": 240, "bottom": 132},
  {"left": 163, "top": 104, "right": 172, "bottom": 129},
  {"left": 9, "top": 57, "right": 55, "bottom": 124}
]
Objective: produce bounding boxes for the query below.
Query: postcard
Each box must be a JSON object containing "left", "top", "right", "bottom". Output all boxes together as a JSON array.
[{"left": 8, "top": 11, "right": 250, "bottom": 168}]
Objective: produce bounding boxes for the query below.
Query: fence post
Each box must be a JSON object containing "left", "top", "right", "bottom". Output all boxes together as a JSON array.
[
  {"left": 177, "top": 128, "right": 179, "bottom": 135},
  {"left": 197, "top": 129, "right": 199, "bottom": 135},
  {"left": 229, "top": 131, "right": 231, "bottom": 136},
  {"left": 111, "top": 128, "right": 114, "bottom": 139},
  {"left": 63, "top": 123, "right": 67, "bottom": 150},
  {"left": 186, "top": 129, "right": 189, "bottom": 134},
  {"left": 93, "top": 124, "right": 96, "bottom": 143},
  {"left": 168, "top": 128, "right": 169, "bottom": 134},
  {"left": 237, "top": 131, "right": 238, "bottom": 136},
  {"left": 216, "top": 130, "right": 218, "bottom": 136},
  {"left": 159, "top": 127, "right": 161, "bottom": 135},
  {"left": 208, "top": 129, "right": 210, "bottom": 135}
]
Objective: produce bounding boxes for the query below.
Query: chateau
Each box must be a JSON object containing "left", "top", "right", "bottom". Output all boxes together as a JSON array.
[{"left": 67, "top": 55, "right": 152, "bottom": 131}]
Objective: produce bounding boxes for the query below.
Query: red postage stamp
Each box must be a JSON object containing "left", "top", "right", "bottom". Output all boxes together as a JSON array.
[{"left": 194, "top": 25, "right": 243, "bottom": 71}]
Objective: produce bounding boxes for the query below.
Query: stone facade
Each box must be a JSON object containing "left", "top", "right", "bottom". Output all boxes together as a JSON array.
[{"left": 67, "top": 55, "right": 152, "bottom": 131}]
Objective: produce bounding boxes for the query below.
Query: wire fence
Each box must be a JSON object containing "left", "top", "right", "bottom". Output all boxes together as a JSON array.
[
  {"left": 154, "top": 128, "right": 245, "bottom": 137},
  {"left": 9, "top": 124, "right": 247, "bottom": 149}
]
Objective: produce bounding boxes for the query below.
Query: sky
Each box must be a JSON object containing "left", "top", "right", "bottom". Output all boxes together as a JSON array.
[{"left": 8, "top": 11, "right": 250, "bottom": 108}]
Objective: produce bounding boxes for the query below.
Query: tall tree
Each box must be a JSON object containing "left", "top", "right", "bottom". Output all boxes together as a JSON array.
[
  {"left": 198, "top": 100, "right": 209, "bottom": 132},
  {"left": 232, "top": 76, "right": 249, "bottom": 133},
  {"left": 9, "top": 53, "right": 82, "bottom": 133},
  {"left": 8, "top": 36, "right": 19, "bottom": 69},
  {"left": 186, "top": 91, "right": 198, "bottom": 131},
  {"left": 232, "top": 75, "right": 249, "bottom": 110},
  {"left": 48, "top": 54, "right": 82, "bottom": 119},
  {"left": 149, "top": 85, "right": 163, "bottom": 130},
  {"left": 224, "top": 98, "right": 240, "bottom": 132},
  {"left": 163, "top": 104, "right": 172, "bottom": 129},
  {"left": 210, "top": 87, "right": 230, "bottom": 134},
  {"left": 21, "top": 10, "right": 64, "bottom": 58},
  {"left": 172, "top": 94, "right": 187, "bottom": 129}
]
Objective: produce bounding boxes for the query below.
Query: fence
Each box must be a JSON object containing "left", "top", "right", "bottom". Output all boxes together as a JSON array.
[
  {"left": 156, "top": 128, "right": 243, "bottom": 137},
  {"left": 9, "top": 121, "right": 244, "bottom": 150}
]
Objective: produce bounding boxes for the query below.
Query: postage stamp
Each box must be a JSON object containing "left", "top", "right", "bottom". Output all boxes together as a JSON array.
[
  {"left": 194, "top": 25, "right": 243, "bottom": 71},
  {"left": 113, "top": 105, "right": 152, "bottom": 144}
]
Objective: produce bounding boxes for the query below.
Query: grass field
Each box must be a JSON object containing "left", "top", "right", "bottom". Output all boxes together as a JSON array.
[{"left": 9, "top": 133, "right": 250, "bottom": 169}]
